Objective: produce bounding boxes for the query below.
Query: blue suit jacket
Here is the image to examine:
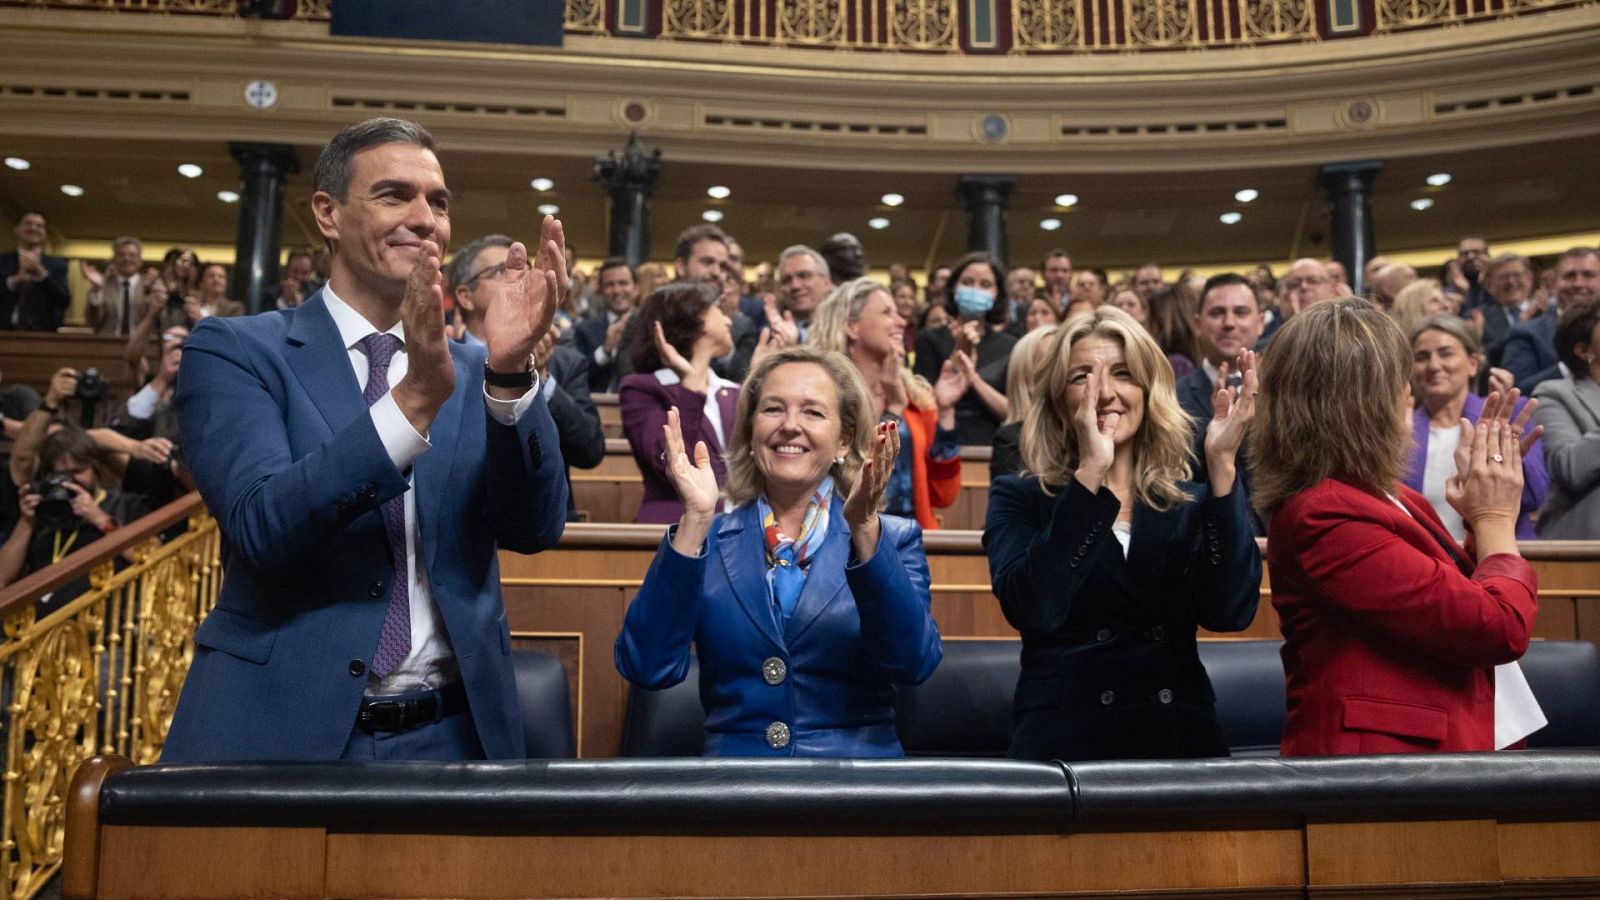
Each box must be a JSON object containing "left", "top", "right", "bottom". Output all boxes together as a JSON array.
[
  {"left": 1501, "top": 309, "right": 1561, "bottom": 392},
  {"left": 615, "top": 500, "right": 942, "bottom": 757},
  {"left": 162, "top": 292, "right": 567, "bottom": 762}
]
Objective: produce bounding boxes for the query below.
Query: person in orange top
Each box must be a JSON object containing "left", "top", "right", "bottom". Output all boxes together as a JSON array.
[
  {"left": 1251, "top": 298, "right": 1541, "bottom": 755},
  {"left": 808, "top": 277, "right": 962, "bottom": 529}
]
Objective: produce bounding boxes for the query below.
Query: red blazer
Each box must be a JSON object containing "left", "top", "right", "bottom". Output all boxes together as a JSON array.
[{"left": 1267, "top": 478, "right": 1537, "bottom": 756}]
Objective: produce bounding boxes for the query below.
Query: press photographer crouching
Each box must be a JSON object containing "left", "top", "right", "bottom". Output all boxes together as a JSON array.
[{"left": 0, "top": 427, "right": 150, "bottom": 613}]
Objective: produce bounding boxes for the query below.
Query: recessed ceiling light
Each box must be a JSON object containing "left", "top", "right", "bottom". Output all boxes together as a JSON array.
[
  {"left": 178, "top": 163, "right": 204, "bottom": 179},
  {"left": 4, "top": 157, "right": 29, "bottom": 170},
  {"left": 217, "top": 190, "right": 240, "bottom": 203},
  {"left": 1054, "top": 194, "right": 1079, "bottom": 208},
  {"left": 868, "top": 217, "right": 890, "bottom": 230},
  {"left": 1426, "top": 173, "right": 1452, "bottom": 187},
  {"left": 1040, "top": 218, "right": 1063, "bottom": 231},
  {"left": 1219, "top": 211, "right": 1242, "bottom": 225},
  {"left": 1234, "top": 188, "right": 1259, "bottom": 203},
  {"left": 60, "top": 184, "right": 84, "bottom": 197},
  {"left": 707, "top": 185, "right": 731, "bottom": 200},
  {"left": 538, "top": 203, "right": 560, "bottom": 216},
  {"left": 1411, "top": 198, "right": 1434, "bottom": 211},
  {"left": 701, "top": 209, "right": 724, "bottom": 223},
  {"left": 530, "top": 178, "right": 554, "bottom": 191},
  {"left": 880, "top": 193, "right": 905, "bottom": 207}
]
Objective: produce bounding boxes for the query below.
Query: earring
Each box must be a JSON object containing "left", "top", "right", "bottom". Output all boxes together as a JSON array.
[{"left": 834, "top": 455, "right": 846, "bottom": 465}]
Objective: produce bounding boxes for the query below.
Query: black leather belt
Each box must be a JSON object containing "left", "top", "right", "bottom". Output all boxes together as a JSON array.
[{"left": 357, "top": 681, "right": 469, "bottom": 733}]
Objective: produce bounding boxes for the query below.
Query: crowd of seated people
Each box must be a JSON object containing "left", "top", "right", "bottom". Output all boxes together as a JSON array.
[{"left": 4, "top": 184, "right": 1600, "bottom": 767}]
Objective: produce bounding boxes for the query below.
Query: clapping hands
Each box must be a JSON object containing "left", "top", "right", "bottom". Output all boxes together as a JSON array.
[
  {"left": 663, "top": 406, "right": 720, "bottom": 556},
  {"left": 481, "top": 215, "right": 566, "bottom": 377},
  {"left": 842, "top": 420, "right": 900, "bottom": 560},
  {"left": 1445, "top": 389, "right": 1541, "bottom": 542},
  {"left": 1202, "top": 349, "right": 1259, "bottom": 496}
]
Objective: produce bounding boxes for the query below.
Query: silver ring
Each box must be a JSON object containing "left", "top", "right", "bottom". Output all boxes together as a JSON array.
[{"left": 1491, "top": 453, "right": 1505, "bottom": 463}]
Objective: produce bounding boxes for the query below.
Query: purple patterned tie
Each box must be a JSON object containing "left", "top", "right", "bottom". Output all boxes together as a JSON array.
[{"left": 361, "top": 332, "right": 411, "bottom": 677}]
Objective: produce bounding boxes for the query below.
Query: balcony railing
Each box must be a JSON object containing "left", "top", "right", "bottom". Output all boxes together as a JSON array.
[
  {"left": 1, "top": 0, "right": 1587, "bottom": 52},
  {"left": 0, "top": 493, "right": 217, "bottom": 900}
]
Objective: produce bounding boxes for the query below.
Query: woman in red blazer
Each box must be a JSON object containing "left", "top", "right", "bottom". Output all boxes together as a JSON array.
[{"left": 1250, "top": 299, "right": 1541, "bottom": 756}]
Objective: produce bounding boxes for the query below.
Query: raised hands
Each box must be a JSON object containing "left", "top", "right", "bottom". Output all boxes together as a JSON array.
[
  {"left": 481, "top": 215, "right": 567, "bottom": 378},
  {"left": 934, "top": 353, "right": 969, "bottom": 412},
  {"left": 842, "top": 420, "right": 901, "bottom": 560},
  {"left": 390, "top": 239, "right": 455, "bottom": 433},
  {"left": 663, "top": 406, "right": 720, "bottom": 556},
  {"left": 1446, "top": 393, "right": 1528, "bottom": 556},
  {"left": 1203, "top": 349, "right": 1259, "bottom": 496},
  {"left": 79, "top": 259, "right": 105, "bottom": 290},
  {"left": 952, "top": 319, "right": 982, "bottom": 356},
  {"left": 762, "top": 294, "right": 800, "bottom": 347},
  {"left": 1071, "top": 357, "right": 1117, "bottom": 491}
]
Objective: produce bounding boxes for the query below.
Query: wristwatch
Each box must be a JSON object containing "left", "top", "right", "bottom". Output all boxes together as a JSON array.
[{"left": 483, "top": 353, "right": 536, "bottom": 389}]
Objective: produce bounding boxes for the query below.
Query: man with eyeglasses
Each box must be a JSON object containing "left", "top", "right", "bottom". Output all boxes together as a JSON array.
[{"left": 1262, "top": 259, "right": 1338, "bottom": 348}]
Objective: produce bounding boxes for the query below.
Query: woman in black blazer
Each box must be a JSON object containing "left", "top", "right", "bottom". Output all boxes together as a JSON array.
[{"left": 984, "top": 306, "right": 1262, "bottom": 762}]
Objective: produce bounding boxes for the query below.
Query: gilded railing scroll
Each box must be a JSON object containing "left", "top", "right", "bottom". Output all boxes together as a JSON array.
[{"left": 0, "top": 494, "right": 217, "bottom": 900}]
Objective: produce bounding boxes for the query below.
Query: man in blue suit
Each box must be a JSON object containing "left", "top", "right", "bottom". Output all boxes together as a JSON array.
[
  {"left": 1177, "top": 273, "right": 1264, "bottom": 534},
  {"left": 1503, "top": 247, "right": 1599, "bottom": 391},
  {"left": 163, "top": 118, "right": 569, "bottom": 762}
]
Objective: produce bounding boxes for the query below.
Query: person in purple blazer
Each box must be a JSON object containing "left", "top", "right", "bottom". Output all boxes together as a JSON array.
[
  {"left": 619, "top": 281, "right": 739, "bottom": 524},
  {"left": 1405, "top": 314, "right": 1547, "bottom": 540}
]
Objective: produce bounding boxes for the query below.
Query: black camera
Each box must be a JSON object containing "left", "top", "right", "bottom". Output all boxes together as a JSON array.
[
  {"left": 74, "top": 367, "right": 107, "bottom": 403},
  {"left": 29, "top": 472, "right": 77, "bottom": 529}
]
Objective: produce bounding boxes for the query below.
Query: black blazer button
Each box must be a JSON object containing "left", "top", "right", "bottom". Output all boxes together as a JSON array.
[
  {"left": 368, "top": 581, "right": 385, "bottom": 597},
  {"left": 349, "top": 659, "right": 366, "bottom": 677},
  {"left": 1150, "top": 626, "right": 1166, "bottom": 640},
  {"left": 1100, "top": 690, "right": 1115, "bottom": 706},
  {"left": 1095, "top": 628, "right": 1111, "bottom": 642}
]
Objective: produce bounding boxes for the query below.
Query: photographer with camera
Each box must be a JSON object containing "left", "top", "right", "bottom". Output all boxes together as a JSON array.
[{"left": 0, "top": 427, "right": 149, "bottom": 609}]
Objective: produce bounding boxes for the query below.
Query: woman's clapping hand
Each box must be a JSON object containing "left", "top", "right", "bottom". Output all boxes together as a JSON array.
[{"left": 843, "top": 420, "right": 900, "bottom": 560}]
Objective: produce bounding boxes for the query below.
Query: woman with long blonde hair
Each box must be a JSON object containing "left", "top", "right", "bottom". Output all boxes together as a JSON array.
[
  {"left": 984, "top": 306, "right": 1261, "bottom": 762},
  {"left": 809, "top": 277, "right": 963, "bottom": 529}
]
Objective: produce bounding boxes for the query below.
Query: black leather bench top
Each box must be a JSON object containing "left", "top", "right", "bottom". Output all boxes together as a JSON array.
[{"left": 99, "top": 752, "right": 1600, "bottom": 834}]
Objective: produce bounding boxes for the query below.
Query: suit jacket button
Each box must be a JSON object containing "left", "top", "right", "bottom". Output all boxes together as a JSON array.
[
  {"left": 368, "top": 581, "right": 385, "bottom": 597},
  {"left": 1158, "top": 689, "right": 1174, "bottom": 705},
  {"left": 1150, "top": 626, "right": 1165, "bottom": 640},
  {"left": 349, "top": 659, "right": 366, "bottom": 677},
  {"left": 765, "top": 721, "right": 791, "bottom": 749},
  {"left": 1095, "top": 629, "right": 1111, "bottom": 642},
  {"left": 762, "top": 657, "right": 787, "bottom": 685},
  {"left": 1100, "top": 690, "right": 1115, "bottom": 706}
]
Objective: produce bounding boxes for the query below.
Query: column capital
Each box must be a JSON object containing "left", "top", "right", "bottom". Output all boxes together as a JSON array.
[
  {"left": 957, "top": 173, "right": 1016, "bottom": 207},
  {"left": 1316, "top": 159, "right": 1383, "bottom": 187},
  {"left": 593, "top": 133, "right": 661, "bottom": 269},
  {"left": 228, "top": 142, "right": 300, "bottom": 176}
]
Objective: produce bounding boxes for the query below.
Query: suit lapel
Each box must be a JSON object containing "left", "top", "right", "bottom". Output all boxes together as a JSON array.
[
  {"left": 716, "top": 506, "right": 786, "bottom": 652},
  {"left": 783, "top": 497, "right": 850, "bottom": 646},
  {"left": 1392, "top": 486, "right": 1472, "bottom": 577},
  {"left": 1120, "top": 500, "right": 1172, "bottom": 619},
  {"left": 284, "top": 292, "right": 366, "bottom": 437},
  {"left": 415, "top": 344, "right": 467, "bottom": 559}
]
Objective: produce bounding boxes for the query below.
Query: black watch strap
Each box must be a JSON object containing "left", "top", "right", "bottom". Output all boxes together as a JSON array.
[{"left": 484, "top": 358, "right": 534, "bottom": 389}]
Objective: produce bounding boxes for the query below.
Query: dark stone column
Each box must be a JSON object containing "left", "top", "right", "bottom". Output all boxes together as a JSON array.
[
  {"left": 592, "top": 133, "right": 661, "bottom": 270},
  {"left": 229, "top": 143, "right": 299, "bottom": 315},
  {"left": 957, "top": 174, "right": 1016, "bottom": 268},
  {"left": 1318, "top": 160, "right": 1382, "bottom": 297}
]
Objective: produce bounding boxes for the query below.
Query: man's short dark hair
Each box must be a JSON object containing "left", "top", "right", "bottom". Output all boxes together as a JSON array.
[
  {"left": 1555, "top": 300, "right": 1600, "bottom": 376},
  {"left": 1556, "top": 246, "right": 1600, "bottom": 268},
  {"left": 312, "top": 117, "right": 438, "bottom": 203},
  {"left": 598, "top": 256, "right": 635, "bottom": 281},
  {"left": 446, "top": 234, "right": 512, "bottom": 292},
  {"left": 286, "top": 248, "right": 314, "bottom": 264},
  {"left": 674, "top": 224, "right": 727, "bottom": 263},
  {"left": 40, "top": 426, "right": 104, "bottom": 483},
  {"left": 1041, "top": 248, "right": 1071, "bottom": 267},
  {"left": 16, "top": 209, "right": 46, "bottom": 224},
  {"left": 1198, "top": 272, "right": 1260, "bottom": 311}
]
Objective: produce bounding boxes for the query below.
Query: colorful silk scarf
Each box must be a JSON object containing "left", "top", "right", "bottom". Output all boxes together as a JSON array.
[{"left": 756, "top": 476, "right": 834, "bottom": 622}]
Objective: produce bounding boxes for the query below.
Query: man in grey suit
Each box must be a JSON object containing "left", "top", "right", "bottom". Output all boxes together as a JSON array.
[{"left": 1532, "top": 296, "right": 1600, "bottom": 539}]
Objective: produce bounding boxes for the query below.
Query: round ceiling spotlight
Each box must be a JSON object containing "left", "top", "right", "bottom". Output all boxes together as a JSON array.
[
  {"left": 868, "top": 217, "right": 890, "bottom": 230},
  {"left": 707, "top": 185, "right": 731, "bottom": 199},
  {"left": 1234, "top": 189, "right": 1259, "bottom": 203},
  {"left": 1040, "top": 218, "right": 1063, "bottom": 231},
  {"left": 1411, "top": 198, "right": 1435, "bottom": 211},
  {"left": 1426, "top": 173, "right": 1452, "bottom": 187},
  {"left": 1054, "top": 194, "right": 1079, "bottom": 208},
  {"left": 4, "top": 157, "right": 30, "bottom": 170},
  {"left": 217, "top": 190, "right": 241, "bottom": 203},
  {"left": 530, "top": 178, "right": 554, "bottom": 191},
  {"left": 178, "top": 164, "right": 204, "bottom": 179},
  {"left": 538, "top": 203, "right": 560, "bottom": 216},
  {"left": 1219, "top": 212, "right": 1243, "bottom": 225},
  {"left": 60, "top": 184, "right": 84, "bottom": 197},
  {"left": 880, "top": 193, "right": 905, "bottom": 207},
  {"left": 702, "top": 209, "right": 725, "bottom": 223}
]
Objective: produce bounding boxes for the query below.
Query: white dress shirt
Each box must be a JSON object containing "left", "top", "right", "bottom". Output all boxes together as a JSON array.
[{"left": 322, "top": 285, "right": 536, "bottom": 695}]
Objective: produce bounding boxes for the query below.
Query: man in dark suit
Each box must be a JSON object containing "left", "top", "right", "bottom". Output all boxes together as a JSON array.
[
  {"left": 449, "top": 233, "right": 604, "bottom": 521},
  {"left": 572, "top": 256, "right": 637, "bottom": 393},
  {"left": 163, "top": 118, "right": 570, "bottom": 763},
  {"left": 1, "top": 210, "right": 70, "bottom": 331},
  {"left": 1178, "top": 273, "right": 1264, "bottom": 533},
  {"left": 1478, "top": 252, "right": 1536, "bottom": 373},
  {"left": 1504, "top": 247, "right": 1599, "bottom": 391}
]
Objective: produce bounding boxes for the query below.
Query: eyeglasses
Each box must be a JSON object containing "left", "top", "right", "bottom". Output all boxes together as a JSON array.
[
  {"left": 1284, "top": 275, "right": 1329, "bottom": 290},
  {"left": 463, "top": 262, "right": 510, "bottom": 286}
]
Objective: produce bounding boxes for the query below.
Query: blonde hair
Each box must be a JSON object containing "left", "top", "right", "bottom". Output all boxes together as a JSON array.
[
  {"left": 724, "top": 346, "right": 877, "bottom": 508},
  {"left": 1020, "top": 306, "right": 1194, "bottom": 510},
  {"left": 1390, "top": 277, "right": 1443, "bottom": 339},
  {"left": 1002, "top": 326, "right": 1056, "bottom": 427},
  {"left": 808, "top": 276, "right": 934, "bottom": 410},
  {"left": 1250, "top": 298, "right": 1412, "bottom": 512}
]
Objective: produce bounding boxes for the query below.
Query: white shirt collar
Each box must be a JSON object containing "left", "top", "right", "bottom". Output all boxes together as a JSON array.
[
  {"left": 1201, "top": 358, "right": 1221, "bottom": 385},
  {"left": 653, "top": 367, "right": 738, "bottom": 393},
  {"left": 322, "top": 282, "right": 406, "bottom": 351}
]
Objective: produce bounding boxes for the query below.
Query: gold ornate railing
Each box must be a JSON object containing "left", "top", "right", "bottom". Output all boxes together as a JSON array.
[
  {"left": 3, "top": 0, "right": 1589, "bottom": 50},
  {"left": 0, "top": 493, "right": 217, "bottom": 900}
]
